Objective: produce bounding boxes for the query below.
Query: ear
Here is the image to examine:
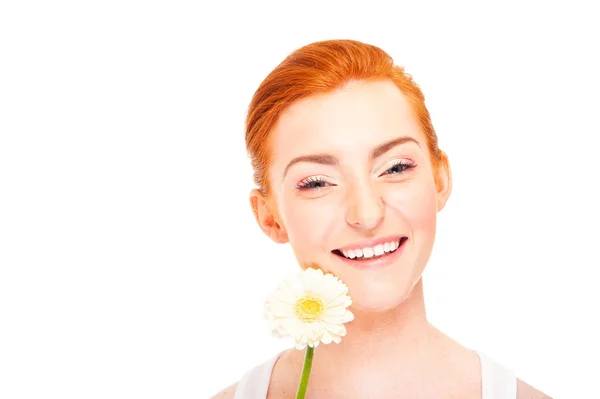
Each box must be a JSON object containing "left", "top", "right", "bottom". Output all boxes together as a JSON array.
[
  {"left": 435, "top": 151, "right": 453, "bottom": 212},
  {"left": 249, "top": 189, "right": 289, "bottom": 244}
]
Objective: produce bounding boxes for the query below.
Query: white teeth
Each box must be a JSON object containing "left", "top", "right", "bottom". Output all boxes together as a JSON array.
[{"left": 339, "top": 240, "right": 402, "bottom": 260}]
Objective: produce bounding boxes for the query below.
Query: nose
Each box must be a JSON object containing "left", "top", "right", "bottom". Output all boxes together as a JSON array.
[{"left": 345, "top": 181, "right": 385, "bottom": 230}]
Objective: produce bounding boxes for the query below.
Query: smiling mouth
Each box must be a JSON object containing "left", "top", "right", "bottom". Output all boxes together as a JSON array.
[{"left": 332, "top": 237, "right": 408, "bottom": 261}]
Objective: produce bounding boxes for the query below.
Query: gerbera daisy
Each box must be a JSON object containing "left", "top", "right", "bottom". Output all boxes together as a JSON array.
[{"left": 264, "top": 267, "right": 354, "bottom": 350}]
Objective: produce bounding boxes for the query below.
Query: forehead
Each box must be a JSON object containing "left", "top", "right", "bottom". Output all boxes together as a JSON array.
[{"left": 270, "top": 79, "right": 425, "bottom": 161}]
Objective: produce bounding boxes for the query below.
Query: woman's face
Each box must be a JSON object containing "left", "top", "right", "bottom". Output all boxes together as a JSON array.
[{"left": 251, "top": 79, "right": 452, "bottom": 312}]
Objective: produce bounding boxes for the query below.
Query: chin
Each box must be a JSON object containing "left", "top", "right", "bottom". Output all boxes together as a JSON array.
[
  {"left": 347, "top": 270, "right": 420, "bottom": 312},
  {"left": 298, "top": 249, "right": 425, "bottom": 312},
  {"left": 348, "top": 291, "right": 410, "bottom": 313}
]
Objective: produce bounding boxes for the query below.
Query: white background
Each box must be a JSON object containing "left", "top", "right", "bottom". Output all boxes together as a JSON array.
[{"left": 1, "top": 1, "right": 598, "bottom": 398}]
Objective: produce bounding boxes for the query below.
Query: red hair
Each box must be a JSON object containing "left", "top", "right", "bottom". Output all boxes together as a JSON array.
[{"left": 245, "top": 39, "right": 443, "bottom": 196}]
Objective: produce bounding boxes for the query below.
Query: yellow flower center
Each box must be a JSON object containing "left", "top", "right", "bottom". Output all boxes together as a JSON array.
[{"left": 294, "top": 295, "right": 324, "bottom": 322}]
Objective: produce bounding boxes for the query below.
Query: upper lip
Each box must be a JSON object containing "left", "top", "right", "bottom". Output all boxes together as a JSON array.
[{"left": 334, "top": 235, "right": 407, "bottom": 252}]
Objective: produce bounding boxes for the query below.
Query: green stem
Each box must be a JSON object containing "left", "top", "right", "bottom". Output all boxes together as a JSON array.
[{"left": 295, "top": 345, "right": 314, "bottom": 399}]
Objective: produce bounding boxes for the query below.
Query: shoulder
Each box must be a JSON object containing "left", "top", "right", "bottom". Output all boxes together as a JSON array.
[
  {"left": 517, "top": 378, "right": 553, "bottom": 399},
  {"left": 474, "top": 349, "right": 552, "bottom": 398},
  {"left": 209, "top": 350, "right": 287, "bottom": 399},
  {"left": 209, "top": 382, "right": 238, "bottom": 399}
]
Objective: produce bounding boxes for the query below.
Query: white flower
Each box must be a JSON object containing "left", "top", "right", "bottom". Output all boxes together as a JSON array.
[{"left": 264, "top": 267, "right": 354, "bottom": 350}]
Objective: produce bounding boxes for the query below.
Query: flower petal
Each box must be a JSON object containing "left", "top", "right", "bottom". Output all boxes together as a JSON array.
[{"left": 264, "top": 267, "right": 354, "bottom": 349}]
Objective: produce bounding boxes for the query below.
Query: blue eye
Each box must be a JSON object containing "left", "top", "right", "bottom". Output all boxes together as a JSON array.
[
  {"left": 383, "top": 160, "right": 416, "bottom": 176},
  {"left": 296, "top": 176, "right": 332, "bottom": 190},
  {"left": 296, "top": 160, "right": 416, "bottom": 191}
]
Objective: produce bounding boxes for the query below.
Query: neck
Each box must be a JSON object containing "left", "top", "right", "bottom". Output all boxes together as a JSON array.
[
  {"left": 319, "top": 278, "right": 434, "bottom": 357},
  {"left": 302, "top": 278, "right": 444, "bottom": 385}
]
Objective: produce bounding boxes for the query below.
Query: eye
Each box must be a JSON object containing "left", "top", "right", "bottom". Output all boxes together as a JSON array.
[
  {"left": 381, "top": 159, "right": 416, "bottom": 176},
  {"left": 296, "top": 176, "right": 333, "bottom": 191}
]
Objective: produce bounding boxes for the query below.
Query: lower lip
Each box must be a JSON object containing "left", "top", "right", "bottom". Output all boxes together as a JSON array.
[{"left": 334, "top": 239, "right": 407, "bottom": 270}]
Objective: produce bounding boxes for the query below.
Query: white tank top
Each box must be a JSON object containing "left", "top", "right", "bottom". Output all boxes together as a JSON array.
[{"left": 233, "top": 350, "right": 516, "bottom": 399}]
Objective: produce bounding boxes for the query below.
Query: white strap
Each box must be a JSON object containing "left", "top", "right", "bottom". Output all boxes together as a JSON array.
[
  {"left": 477, "top": 351, "right": 517, "bottom": 399},
  {"left": 234, "top": 352, "right": 283, "bottom": 399}
]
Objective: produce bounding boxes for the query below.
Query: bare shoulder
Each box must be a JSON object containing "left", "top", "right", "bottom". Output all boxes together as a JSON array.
[
  {"left": 209, "top": 382, "right": 238, "bottom": 399},
  {"left": 517, "top": 378, "right": 553, "bottom": 399}
]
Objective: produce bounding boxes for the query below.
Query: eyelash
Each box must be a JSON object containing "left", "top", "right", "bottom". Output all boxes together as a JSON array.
[
  {"left": 384, "top": 159, "right": 416, "bottom": 176},
  {"left": 295, "top": 160, "right": 417, "bottom": 191}
]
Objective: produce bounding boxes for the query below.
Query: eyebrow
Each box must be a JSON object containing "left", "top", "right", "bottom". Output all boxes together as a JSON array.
[{"left": 282, "top": 136, "right": 421, "bottom": 179}]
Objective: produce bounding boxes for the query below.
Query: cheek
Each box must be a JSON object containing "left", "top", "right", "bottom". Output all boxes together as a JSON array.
[
  {"left": 280, "top": 194, "right": 339, "bottom": 253},
  {"left": 385, "top": 180, "right": 438, "bottom": 234}
]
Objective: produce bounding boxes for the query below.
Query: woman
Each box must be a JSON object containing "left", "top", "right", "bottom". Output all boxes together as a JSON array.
[{"left": 213, "top": 39, "right": 550, "bottom": 398}]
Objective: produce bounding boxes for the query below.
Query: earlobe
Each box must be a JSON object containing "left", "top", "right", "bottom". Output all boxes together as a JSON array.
[
  {"left": 435, "top": 151, "right": 453, "bottom": 212},
  {"left": 249, "top": 189, "right": 289, "bottom": 244}
]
